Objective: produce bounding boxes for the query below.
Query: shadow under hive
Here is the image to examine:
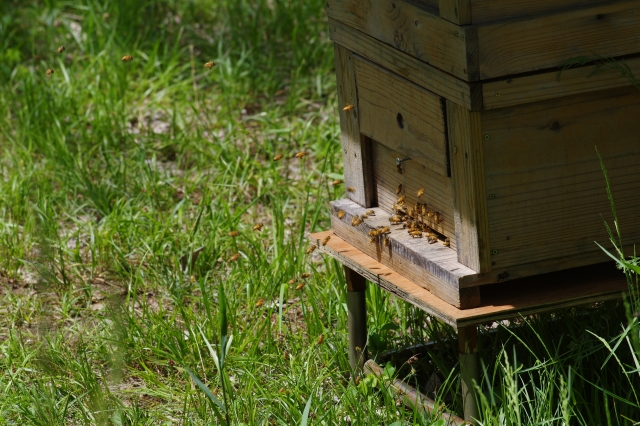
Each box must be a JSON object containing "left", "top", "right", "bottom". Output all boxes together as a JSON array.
[{"left": 327, "top": 0, "right": 640, "bottom": 309}]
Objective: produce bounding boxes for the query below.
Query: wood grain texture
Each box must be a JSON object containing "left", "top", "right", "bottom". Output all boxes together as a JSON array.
[
  {"left": 469, "top": 0, "right": 610, "bottom": 25},
  {"left": 482, "top": 85, "right": 640, "bottom": 270},
  {"left": 371, "top": 141, "right": 456, "bottom": 242},
  {"left": 477, "top": 1, "right": 640, "bottom": 79},
  {"left": 329, "top": 198, "right": 480, "bottom": 308},
  {"left": 328, "top": 19, "right": 481, "bottom": 110},
  {"left": 482, "top": 56, "right": 640, "bottom": 109},
  {"left": 439, "top": 0, "right": 471, "bottom": 25},
  {"left": 446, "top": 101, "right": 491, "bottom": 273},
  {"left": 326, "top": 0, "right": 472, "bottom": 81},
  {"left": 334, "top": 44, "right": 374, "bottom": 207},
  {"left": 310, "top": 231, "right": 627, "bottom": 326},
  {"left": 355, "top": 57, "right": 449, "bottom": 177}
]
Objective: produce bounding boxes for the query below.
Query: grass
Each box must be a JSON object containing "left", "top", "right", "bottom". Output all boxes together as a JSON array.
[{"left": 0, "top": 0, "right": 639, "bottom": 424}]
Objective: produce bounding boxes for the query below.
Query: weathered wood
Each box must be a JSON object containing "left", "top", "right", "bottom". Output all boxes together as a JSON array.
[
  {"left": 334, "top": 44, "right": 374, "bottom": 207},
  {"left": 469, "top": 0, "right": 612, "bottom": 25},
  {"left": 355, "top": 56, "right": 449, "bottom": 177},
  {"left": 439, "top": 0, "right": 472, "bottom": 25},
  {"left": 482, "top": 56, "right": 640, "bottom": 109},
  {"left": 459, "top": 325, "right": 480, "bottom": 423},
  {"left": 345, "top": 266, "right": 368, "bottom": 373},
  {"left": 329, "top": 199, "right": 480, "bottom": 309},
  {"left": 477, "top": 0, "right": 640, "bottom": 79},
  {"left": 309, "top": 231, "right": 627, "bottom": 326},
  {"left": 371, "top": 141, "right": 456, "bottom": 243},
  {"left": 326, "top": 0, "right": 472, "bottom": 80},
  {"left": 482, "top": 85, "right": 640, "bottom": 269},
  {"left": 446, "top": 101, "right": 491, "bottom": 273},
  {"left": 328, "top": 18, "right": 481, "bottom": 110}
]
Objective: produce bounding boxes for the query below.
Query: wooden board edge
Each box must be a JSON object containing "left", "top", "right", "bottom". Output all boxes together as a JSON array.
[{"left": 439, "top": 0, "right": 472, "bottom": 25}]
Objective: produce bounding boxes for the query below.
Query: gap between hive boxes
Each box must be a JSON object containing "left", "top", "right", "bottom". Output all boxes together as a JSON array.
[{"left": 329, "top": 198, "right": 481, "bottom": 309}]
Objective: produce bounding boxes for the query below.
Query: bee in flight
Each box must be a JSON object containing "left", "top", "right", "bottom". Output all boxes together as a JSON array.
[
  {"left": 204, "top": 61, "right": 216, "bottom": 69},
  {"left": 255, "top": 298, "right": 264, "bottom": 307},
  {"left": 57, "top": 45, "right": 65, "bottom": 53},
  {"left": 306, "top": 245, "right": 317, "bottom": 255},
  {"left": 343, "top": 104, "right": 355, "bottom": 112},
  {"left": 46, "top": 68, "right": 54, "bottom": 76},
  {"left": 300, "top": 273, "right": 311, "bottom": 279},
  {"left": 417, "top": 188, "right": 425, "bottom": 198},
  {"left": 229, "top": 253, "right": 241, "bottom": 262},
  {"left": 322, "top": 235, "right": 331, "bottom": 245},
  {"left": 317, "top": 334, "right": 325, "bottom": 344},
  {"left": 296, "top": 282, "right": 306, "bottom": 290},
  {"left": 253, "top": 223, "right": 264, "bottom": 231},
  {"left": 337, "top": 210, "right": 345, "bottom": 219},
  {"left": 288, "top": 279, "right": 297, "bottom": 285},
  {"left": 228, "top": 230, "right": 239, "bottom": 237},
  {"left": 332, "top": 179, "right": 343, "bottom": 186},
  {"left": 273, "top": 154, "right": 284, "bottom": 161},
  {"left": 121, "top": 55, "right": 133, "bottom": 62},
  {"left": 346, "top": 187, "right": 355, "bottom": 193},
  {"left": 295, "top": 151, "right": 308, "bottom": 159}
]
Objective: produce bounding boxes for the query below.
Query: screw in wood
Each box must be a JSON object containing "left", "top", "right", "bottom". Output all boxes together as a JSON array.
[
  {"left": 491, "top": 249, "right": 499, "bottom": 255},
  {"left": 483, "top": 134, "right": 490, "bottom": 140}
]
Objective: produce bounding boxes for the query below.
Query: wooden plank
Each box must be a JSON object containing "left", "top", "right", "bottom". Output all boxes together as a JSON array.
[
  {"left": 469, "top": 0, "right": 611, "bottom": 25},
  {"left": 482, "top": 56, "right": 640, "bottom": 109},
  {"left": 310, "top": 231, "right": 627, "bottom": 327},
  {"left": 482, "top": 85, "right": 640, "bottom": 270},
  {"left": 446, "top": 101, "right": 491, "bottom": 273},
  {"left": 334, "top": 44, "right": 374, "bottom": 207},
  {"left": 439, "top": 0, "right": 472, "bottom": 25},
  {"left": 477, "top": 1, "right": 640, "bottom": 80},
  {"left": 325, "top": 0, "right": 475, "bottom": 81},
  {"left": 371, "top": 141, "right": 456, "bottom": 243},
  {"left": 355, "top": 56, "right": 449, "bottom": 177},
  {"left": 329, "top": 198, "right": 481, "bottom": 308},
  {"left": 328, "top": 18, "right": 481, "bottom": 110}
]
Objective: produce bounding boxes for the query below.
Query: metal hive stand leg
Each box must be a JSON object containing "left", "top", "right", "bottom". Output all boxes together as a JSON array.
[
  {"left": 344, "top": 266, "right": 368, "bottom": 374},
  {"left": 458, "top": 325, "right": 481, "bottom": 424}
]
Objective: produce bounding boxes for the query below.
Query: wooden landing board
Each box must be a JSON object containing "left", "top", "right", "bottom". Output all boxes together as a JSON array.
[{"left": 310, "top": 231, "right": 628, "bottom": 328}]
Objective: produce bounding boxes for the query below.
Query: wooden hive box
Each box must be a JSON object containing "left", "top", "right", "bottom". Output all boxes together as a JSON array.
[{"left": 326, "top": 0, "right": 640, "bottom": 309}]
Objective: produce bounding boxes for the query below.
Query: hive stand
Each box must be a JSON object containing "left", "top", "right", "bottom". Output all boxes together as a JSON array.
[{"left": 309, "top": 231, "right": 628, "bottom": 424}]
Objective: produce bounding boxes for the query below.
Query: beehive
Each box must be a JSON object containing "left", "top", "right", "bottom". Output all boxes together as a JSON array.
[{"left": 326, "top": 0, "right": 640, "bottom": 309}]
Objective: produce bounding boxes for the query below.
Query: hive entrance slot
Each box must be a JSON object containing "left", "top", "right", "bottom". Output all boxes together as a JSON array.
[{"left": 396, "top": 112, "right": 404, "bottom": 129}]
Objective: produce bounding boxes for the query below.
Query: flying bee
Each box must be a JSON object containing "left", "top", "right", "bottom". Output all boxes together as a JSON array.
[
  {"left": 417, "top": 188, "right": 425, "bottom": 198},
  {"left": 322, "top": 235, "right": 331, "bottom": 246},
  {"left": 306, "top": 245, "right": 317, "bottom": 255},
  {"left": 255, "top": 298, "right": 264, "bottom": 307},
  {"left": 273, "top": 154, "right": 284, "bottom": 161},
  {"left": 46, "top": 68, "right": 54, "bottom": 75},
  {"left": 347, "top": 187, "right": 355, "bottom": 192},
  {"left": 337, "top": 210, "right": 345, "bottom": 219},
  {"left": 351, "top": 215, "right": 363, "bottom": 227},
  {"left": 443, "top": 238, "right": 451, "bottom": 247},
  {"left": 228, "top": 230, "right": 239, "bottom": 237},
  {"left": 121, "top": 55, "right": 133, "bottom": 62},
  {"left": 300, "top": 273, "right": 311, "bottom": 279},
  {"left": 288, "top": 279, "right": 297, "bottom": 285},
  {"left": 253, "top": 223, "right": 264, "bottom": 231},
  {"left": 317, "top": 334, "right": 325, "bottom": 344},
  {"left": 229, "top": 253, "right": 241, "bottom": 262},
  {"left": 343, "top": 104, "right": 355, "bottom": 112},
  {"left": 384, "top": 237, "right": 390, "bottom": 247},
  {"left": 331, "top": 179, "right": 343, "bottom": 186},
  {"left": 294, "top": 151, "right": 308, "bottom": 159},
  {"left": 396, "top": 184, "right": 403, "bottom": 195},
  {"left": 366, "top": 210, "right": 376, "bottom": 216},
  {"left": 57, "top": 45, "right": 65, "bottom": 53},
  {"left": 204, "top": 61, "right": 216, "bottom": 68},
  {"left": 295, "top": 282, "right": 306, "bottom": 290}
]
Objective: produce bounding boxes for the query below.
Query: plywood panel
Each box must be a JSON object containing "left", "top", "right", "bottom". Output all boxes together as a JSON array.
[
  {"left": 371, "top": 141, "right": 456, "bottom": 241},
  {"left": 355, "top": 57, "right": 449, "bottom": 177},
  {"left": 483, "top": 85, "right": 640, "bottom": 269}
]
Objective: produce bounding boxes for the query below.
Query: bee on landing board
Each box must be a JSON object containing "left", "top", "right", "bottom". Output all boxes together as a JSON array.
[
  {"left": 337, "top": 210, "right": 345, "bottom": 219},
  {"left": 253, "top": 223, "right": 264, "bottom": 231},
  {"left": 204, "top": 61, "right": 216, "bottom": 69},
  {"left": 273, "top": 154, "right": 284, "bottom": 161},
  {"left": 351, "top": 215, "right": 363, "bottom": 227},
  {"left": 122, "top": 55, "right": 133, "bottom": 62},
  {"left": 322, "top": 235, "right": 331, "bottom": 246},
  {"left": 444, "top": 238, "right": 451, "bottom": 247},
  {"left": 365, "top": 209, "right": 376, "bottom": 216}
]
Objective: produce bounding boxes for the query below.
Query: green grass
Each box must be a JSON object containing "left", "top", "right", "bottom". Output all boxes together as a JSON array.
[{"left": 0, "top": 0, "right": 639, "bottom": 424}]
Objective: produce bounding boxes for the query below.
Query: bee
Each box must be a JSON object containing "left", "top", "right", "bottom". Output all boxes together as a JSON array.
[
  {"left": 229, "top": 253, "right": 241, "bottom": 262},
  {"left": 417, "top": 188, "right": 425, "bottom": 198},
  {"left": 337, "top": 210, "right": 345, "bottom": 219},
  {"left": 253, "top": 223, "right": 264, "bottom": 231},
  {"left": 351, "top": 215, "right": 363, "bottom": 227},
  {"left": 410, "top": 231, "right": 422, "bottom": 238},
  {"left": 379, "top": 226, "right": 390, "bottom": 234},
  {"left": 368, "top": 229, "right": 381, "bottom": 237},
  {"left": 300, "top": 273, "right": 311, "bottom": 279},
  {"left": 366, "top": 210, "right": 376, "bottom": 216},
  {"left": 369, "top": 237, "right": 376, "bottom": 244},
  {"left": 273, "top": 154, "right": 284, "bottom": 161},
  {"left": 384, "top": 237, "right": 390, "bottom": 247},
  {"left": 228, "top": 230, "right": 239, "bottom": 237},
  {"left": 295, "top": 151, "right": 308, "bottom": 159},
  {"left": 321, "top": 235, "right": 331, "bottom": 246},
  {"left": 427, "top": 211, "right": 435, "bottom": 219},
  {"left": 347, "top": 187, "right": 355, "bottom": 192},
  {"left": 306, "top": 245, "right": 316, "bottom": 255},
  {"left": 46, "top": 68, "right": 54, "bottom": 76},
  {"left": 204, "top": 61, "right": 216, "bottom": 68},
  {"left": 317, "top": 334, "right": 325, "bottom": 344},
  {"left": 288, "top": 279, "right": 297, "bottom": 285},
  {"left": 396, "top": 184, "right": 403, "bottom": 195},
  {"left": 443, "top": 238, "right": 451, "bottom": 247},
  {"left": 121, "top": 55, "right": 133, "bottom": 62},
  {"left": 397, "top": 195, "right": 406, "bottom": 204},
  {"left": 396, "top": 164, "right": 404, "bottom": 174},
  {"left": 57, "top": 45, "right": 65, "bottom": 53},
  {"left": 434, "top": 213, "right": 443, "bottom": 224},
  {"left": 343, "top": 104, "right": 355, "bottom": 112},
  {"left": 421, "top": 205, "right": 429, "bottom": 216},
  {"left": 389, "top": 215, "right": 404, "bottom": 224},
  {"left": 279, "top": 388, "right": 286, "bottom": 394},
  {"left": 332, "top": 179, "right": 343, "bottom": 186},
  {"left": 296, "top": 282, "right": 306, "bottom": 290},
  {"left": 255, "top": 298, "right": 264, "bottom": 307},
  {"left": 427, "top": 235, "right": 438, "bottom": 244}
]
